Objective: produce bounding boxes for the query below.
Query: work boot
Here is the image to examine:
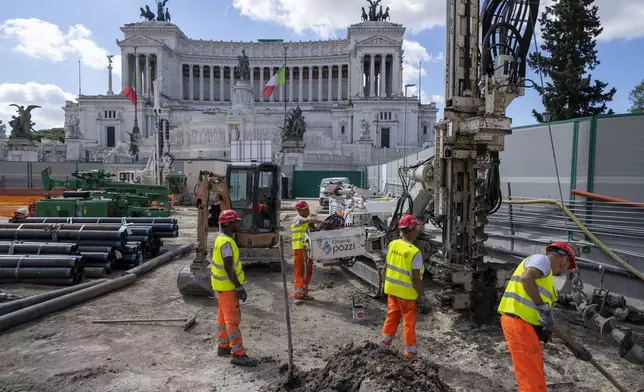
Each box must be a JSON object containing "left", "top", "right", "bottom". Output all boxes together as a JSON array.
[
  {"left": 230, "top": 354, "right": 258, "bottom": 367},
  {"left": 217, "top": 346, "right": 231, "bottom": 357},
  {"left": 293, "top": 297, "right": 303, "bottom": 305}
]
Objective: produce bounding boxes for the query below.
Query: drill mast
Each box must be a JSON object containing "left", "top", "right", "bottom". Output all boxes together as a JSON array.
[{"left": 410, "top": 0, "right": 539, "bottom": 322}]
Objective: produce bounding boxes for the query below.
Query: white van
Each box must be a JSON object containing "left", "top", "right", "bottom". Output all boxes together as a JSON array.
[{"left": 319, "top": 177, "right": 350, "bottom": 208}]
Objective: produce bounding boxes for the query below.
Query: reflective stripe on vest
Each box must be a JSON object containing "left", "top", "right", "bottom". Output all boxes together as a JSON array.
[
  {"left": 211, "top": 234, "right": 246, "bottom": 292},
  {"left": 497, "top": 256, "right": 558, "bottom": 326},
  {"left": 383, "top": 239, "right": 424, "bottom": 301},
  {"left": 290, "top": 222, "right": 309, "bottom": 250}
]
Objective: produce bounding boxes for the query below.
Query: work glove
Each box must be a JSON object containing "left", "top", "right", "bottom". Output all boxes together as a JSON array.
[
  {"left": 566, "top": 343, "right": 592, "bottom": 362},
  {"left": 537, "top": 304, "right": 553, "bottom": 332},
  {"left": 417, "top": 297, "right": 431, "bottom": 315},
  {"left": 235, "top": 286, "right": 248, "bottom": 302}
]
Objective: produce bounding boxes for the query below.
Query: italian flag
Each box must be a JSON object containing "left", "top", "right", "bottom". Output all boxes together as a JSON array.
[
  {"left": 261, "top": 65, "right": 285, "bottom": 98},
  {"left": 121, "top": 73, "right": 137, "bottom": 106}
]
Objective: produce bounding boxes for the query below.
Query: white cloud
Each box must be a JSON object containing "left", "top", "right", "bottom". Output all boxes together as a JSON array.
[
  {"left": 0, "top": 18, "right": 120, "bottom": 76},
  {"left": 232, "top": 0, "right": 643, "bottom": 41},
  {"left": 0, "top": 83, "right": 76, "bottom": 131},
  {"left": 232, "top": 0, "right": 444, "bottom": 38},
  {"left": 537, "top": 0, "right": 644, "bottom": 41},
  {"left": 401, "top": 40, "right": 442, "bottom": 103},
  {"left": 431, "top": 94, "right": 444, "bottom": 103}
]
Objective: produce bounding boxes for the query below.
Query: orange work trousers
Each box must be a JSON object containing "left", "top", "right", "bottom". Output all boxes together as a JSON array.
[
  {"left": 500, "top": 314, "right": 546, "bottom": 392},
  {"left": 379, "top": 295, "right": 418, "bottom": 357},
  {"left": 217, "top": 290, "right": 245, "bottom": 356},
  {"left": 293, "top": 249, "right": 313, "bottom": 299}
]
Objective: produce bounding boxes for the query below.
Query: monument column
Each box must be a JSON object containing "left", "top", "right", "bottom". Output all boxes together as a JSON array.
[
  {"left": 250, "top": 66, "right": 254, "bottom": 95},
  {"left": 220, "top": 66, "right": 225, "bottom": 101},
  {"left": 145, "top": 54, "right": 152, "bottom": 97},
  {"left": 155, "top": 53, "right": 162, "bottom": 83},
  {"left": 318, "top": 66, "right": 323, "bottom": 101},
  {"left": 380, "top": 55, "right": 387, "bottom": 97},
  {"left": 270, "top": 67, "right": 275, "bottom": 103},
  {"left": 279, "top": 68, "right": 284, "bottom": 102},
  {"left": 328, "top": 65, "right": 333, "bottom": 101},
  {"left": 230, "top": 66, "right": 235, "bottom": 101},
  {"left": 122, "top": 54, "right": 129, "bottom": 91},
  {"left": 337, "top": 65, "right": 342, "bottom": 101},
  {"left": 298, "top": 66, "right": 303, "bottom": 102},
  {"left": 210, "top": 65, "right": 214, "bottom": 101},
  {"left": 288, "top": 66, "right": 293, "bottom": 102},
  {"left": 135, "top": 54, "right": 141, "bottom": 97},
  {"left": 259, "top": 66, "right": 264, "bottom": 101},
  {"left": 189, "top": 64, "right": 194, "bottom": 100},
  {"left": 308, "top": 67, "right": 313, "bottom": 102},
  {"left": 199, "top": 64, "right": 204, "bottom": 101},
  {"left": 369, "top": 54, "right": 375, "bottom": 97},
  {"left": 179, "top": 64, "right": 184, "bottom": 100}
]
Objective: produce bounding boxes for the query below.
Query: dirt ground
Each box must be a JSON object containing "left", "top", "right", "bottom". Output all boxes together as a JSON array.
[{"left": 0, "top": 204, "right": 642, "bottom": 392}]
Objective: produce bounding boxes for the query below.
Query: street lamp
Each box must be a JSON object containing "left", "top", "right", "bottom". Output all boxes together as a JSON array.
[{"left": 403, "top": 83, "right": 415, "bottom": 166}]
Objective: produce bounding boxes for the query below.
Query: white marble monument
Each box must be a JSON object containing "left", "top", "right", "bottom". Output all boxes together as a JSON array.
[{"left": 61, "top": 4, "right": 438, "bottom": 168}]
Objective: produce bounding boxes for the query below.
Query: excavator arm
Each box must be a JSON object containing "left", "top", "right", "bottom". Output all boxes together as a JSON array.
[{"left": 194, "top": 170, "right": 231, "bottom": 265}]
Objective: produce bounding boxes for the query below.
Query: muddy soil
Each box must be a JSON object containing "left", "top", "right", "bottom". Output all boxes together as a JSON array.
[
  {"left": 0, "top": 204, "right": 642, "bottom": 392},
  {"left": 266, "top": 341, "right": 450, "bottom": 392}
]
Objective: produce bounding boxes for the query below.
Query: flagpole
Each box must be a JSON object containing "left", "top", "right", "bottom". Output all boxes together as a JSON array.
[{"left": 132, "top": 46, "right": 140, "bottom": 162}]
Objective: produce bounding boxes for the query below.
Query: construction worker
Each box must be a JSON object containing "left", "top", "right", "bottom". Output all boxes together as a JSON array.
[
  {"left": 291, "top": 200, "right": 323, "bottom": 305},
  {"left": 498, "top": 242, "right": 591, "bottom": 391},
  {"left": 378, "top": 214, "right": 429, "bottom": 359},
  {"left": 211, "top": 209, "right": 257, "bottom": 367}
]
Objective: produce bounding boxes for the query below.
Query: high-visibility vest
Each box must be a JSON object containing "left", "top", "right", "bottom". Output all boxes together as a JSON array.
[
  {"left": 384, "top": 239, "right": 424, "bottom": 301},
  {"left": 211, "top": 234, "right": 245, "bottom": 292},
  {"left": 498, "top": 256, "right": 558, "bottom": 326},
  {"left": 290, "top": 221, "right": 309, "bottom": 250}
]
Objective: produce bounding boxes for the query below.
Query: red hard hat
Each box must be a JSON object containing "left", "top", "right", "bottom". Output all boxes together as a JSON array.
[
  {"left": 546, "top": 241, "right": 576, "bottom": 269},
  {"left": 219, "top": 209, "right": 241, "bottom": 225},
  {"left": 295, "top": 200, "right": 309, "bottom": 210},
  {"left": 398, "top": 214, "right": 420, "bottom": 229}
]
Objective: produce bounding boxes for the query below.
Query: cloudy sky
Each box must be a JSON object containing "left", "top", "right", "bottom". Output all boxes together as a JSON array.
[{"left": 0, "top": 0, "right": 642, "bottom": 130}]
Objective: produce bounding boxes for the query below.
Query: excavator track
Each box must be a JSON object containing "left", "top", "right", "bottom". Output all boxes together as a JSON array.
[{"left": 340, "top": 254, "right": 385, "bottom": 299}]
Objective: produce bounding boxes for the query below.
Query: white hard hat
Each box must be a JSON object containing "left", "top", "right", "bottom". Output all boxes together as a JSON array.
[{"left": 15, "top": 208, "right": 27, "bottom": 216}]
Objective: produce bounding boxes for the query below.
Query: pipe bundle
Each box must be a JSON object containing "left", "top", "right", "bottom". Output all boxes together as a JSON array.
[
  {"left": 0, "top": 255, "right": 84, "bottom": 285},
  {"left": 0, "top": 217, "right": 180, "bottom": 285}
]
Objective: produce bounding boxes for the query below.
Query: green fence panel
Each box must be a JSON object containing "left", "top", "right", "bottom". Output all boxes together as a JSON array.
[{"left": 292, "top": 170, "right": 364, "bottom": 198}]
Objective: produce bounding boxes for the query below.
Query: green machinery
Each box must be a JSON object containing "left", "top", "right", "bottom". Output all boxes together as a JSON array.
[{"left": 38, "top": 167, "right": 171, "bottom": 218}]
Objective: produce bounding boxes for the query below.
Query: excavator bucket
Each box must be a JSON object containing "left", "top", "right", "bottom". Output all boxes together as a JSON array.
[{"left": 176, "top": 247, "right": 282, "bottom": 297}]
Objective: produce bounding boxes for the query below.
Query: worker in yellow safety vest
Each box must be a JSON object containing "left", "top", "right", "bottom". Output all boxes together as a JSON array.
[
  {"left": 498, "top": 242, "right": 591, "bottom": 391},
  {"left": 291, "top": 200, "right": 324, "bottom": 305},
  {"left": 378, "top": 214, "right": 430, "bottom": 359},
  {"left": 211, "top": 209, "right": 257, "bottom": 367}
]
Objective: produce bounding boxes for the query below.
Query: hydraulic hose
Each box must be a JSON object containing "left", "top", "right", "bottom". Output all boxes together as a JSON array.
[{"left": 502, "top": 199, "right": 644, "bottom": 283}]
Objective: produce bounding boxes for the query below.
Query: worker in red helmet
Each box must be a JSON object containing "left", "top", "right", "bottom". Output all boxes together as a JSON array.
[
  {"left": 378, "top": 214, "right": 427, "bottom": 359},
  {"left": 498, "top": 241, "right": 590, "bottom": 391},
  {"left": 290, "top": 200, "right": 323, "bottom": 305},
  {"left": 211, "top": 209, "right": 257, "bottom": 367}
]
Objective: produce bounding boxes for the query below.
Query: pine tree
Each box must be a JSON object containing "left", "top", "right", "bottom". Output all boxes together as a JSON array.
[
  {"left": 629, "top": 80, "right": 644, "bottom": 113},
  {"left": 528, "top": 0, "right": 616, "bottom": 122}
]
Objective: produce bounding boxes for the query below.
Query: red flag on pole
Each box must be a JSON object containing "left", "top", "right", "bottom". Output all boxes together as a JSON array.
[{"left": 121, "top": 72, "right": 137, "bottom": 106}]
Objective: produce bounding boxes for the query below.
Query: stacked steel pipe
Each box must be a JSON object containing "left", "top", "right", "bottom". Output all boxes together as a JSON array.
[{"left": 0, "top": 218, "right": 179, "bottom": 285}]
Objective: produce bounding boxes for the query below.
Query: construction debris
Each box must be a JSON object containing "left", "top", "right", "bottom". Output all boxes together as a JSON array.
[{"left": 266, "top": 341, "right": 450, "bottom": 392}]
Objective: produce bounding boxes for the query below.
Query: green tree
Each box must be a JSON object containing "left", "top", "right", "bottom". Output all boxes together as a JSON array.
[
  {"left": 31, "top": 127, "right": 65, "bottom": 143},
  {"left": 629, "top": 80, "right": 644, "bottom": 113},
  {"left": 528, "top": 0, "right": 616, "bottom": 122}
]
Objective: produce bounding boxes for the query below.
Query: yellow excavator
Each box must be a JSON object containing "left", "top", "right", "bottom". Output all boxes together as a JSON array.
[{"left": 177, "top": 162, "right": 282, "bottom": 296}]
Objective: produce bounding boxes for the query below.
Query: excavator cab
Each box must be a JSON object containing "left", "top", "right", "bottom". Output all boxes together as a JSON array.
[
  {"left": 226, "top": 162, "right": 281, "bottom": 248},
  {"left": 177, "top": 162, "right": 282, "bottom": 297}
]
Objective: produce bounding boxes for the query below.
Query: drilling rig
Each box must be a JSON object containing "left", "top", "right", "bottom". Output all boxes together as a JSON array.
[
  {"left": 405, "top": 0, "right": 540, "bottom": 322},
  {"left": 311, "top": 0, "right": 541, "bottom": 324}
]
